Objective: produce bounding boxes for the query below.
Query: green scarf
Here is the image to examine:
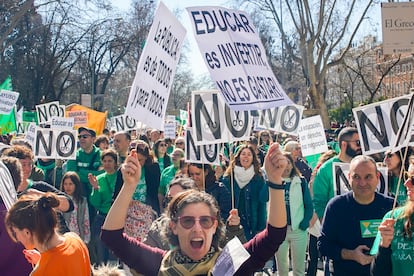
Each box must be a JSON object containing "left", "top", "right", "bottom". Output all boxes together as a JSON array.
[{"left": 158, "top": 248, "right": 221, "bottom": 276}]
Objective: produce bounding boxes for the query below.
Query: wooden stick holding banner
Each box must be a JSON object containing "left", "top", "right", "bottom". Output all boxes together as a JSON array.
[{"left": 390, "top": 93, "right": 414, "bottom": 215}]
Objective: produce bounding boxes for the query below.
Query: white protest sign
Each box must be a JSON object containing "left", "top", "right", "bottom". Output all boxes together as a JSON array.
[
  {"left": 0, "top": 90, "right": 19, "bottom": 114},
  {"left": 24, "top": 123, "right": 37, "bottom": 148},
  {"left": 191, "top": 90, "right": 252, "bottom": 146},
  {"left": 353, "top": 94, "right": 414, "bottom": 155},
  {"left": 125, "top": 2, "right": 186, "bottom": 130},
  {"left": 381, "top": 2, "right": 414, "bottom": 54},
  {"left": 17, "top": 122, "right": 31, "bottom": 134},
  {"left": 164, "top": 121, "right": 177, "bottom": 139},
  {"left": 333, "top": 162, "right": 388, "bottom": 196},
  {"left": 212, "top": 237, "right": 250, "bottom": 275},
  {"left": 257, "top": 104, "right": 304, "bottom": 135},
  {"left": 67, "top": 110, "right": 87, "bottom": 127},
  {"left": 36, "top": 101, "right": 65, "bottom": 124},
  {"left": 111, "top": 114, "right": 145, "bottom": 132},
  {"left": 51, "top": 116, "right": 74, "bottom": 130},
  {"left": 392, "top": 93, "right": 414, "bottom": 152},
  {"left": 298, "top": 115, "right": 328, "bottom": 157},
  {"left": 186, "top": 128, "right": 220, "bottom": 165},
  {"left": 34, "top": 128, "right": 77, "bottom": 159},
  {"left": 186, "top": 6, "right": 292, "bottom": 111},
  {"left": 0, "top": 161, "right": 18, "bottom": 210}
]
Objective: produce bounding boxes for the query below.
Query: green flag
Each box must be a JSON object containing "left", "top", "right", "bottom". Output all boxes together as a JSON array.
[{"left": 0, "top": 76, "right": 16, "bottom": 134}]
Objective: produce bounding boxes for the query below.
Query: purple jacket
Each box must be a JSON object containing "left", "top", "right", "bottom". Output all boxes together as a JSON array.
[
  {"left": 102, "top": 223, "right": 286, "bottom": 275},
  {"left": 0, "top": 202, "right": 32, "bottom": 276}
]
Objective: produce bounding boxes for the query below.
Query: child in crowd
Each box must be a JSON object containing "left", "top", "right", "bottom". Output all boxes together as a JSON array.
[{"left": 60, "top": 172, "right": 91, "bottom": 244}]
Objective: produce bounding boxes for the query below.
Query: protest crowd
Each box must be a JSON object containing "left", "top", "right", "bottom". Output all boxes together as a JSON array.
[
  {"left": 1, "top": 2, "right": 414, "bottom": 276},
  {"left": 0, "top": 119, "right": 414, "bottom": 276}
]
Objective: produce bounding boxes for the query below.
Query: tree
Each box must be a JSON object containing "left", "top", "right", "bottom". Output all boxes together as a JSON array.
[{"left": 239, "top": 0, "right": 377, "bottom": 127}]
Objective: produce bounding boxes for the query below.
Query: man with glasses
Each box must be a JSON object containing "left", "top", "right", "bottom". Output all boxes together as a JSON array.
[{"left": 66, "top": 127, "right": 104, "bottom": 199}]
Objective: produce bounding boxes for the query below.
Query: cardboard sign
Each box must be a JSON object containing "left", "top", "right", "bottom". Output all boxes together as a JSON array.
[
  {"left": 187, "top": 6, "right": 292, "bottom": 111},
  {"left": 257, "top": 104, "right": 304, "bottom": 135},
  {"left": 24, "top": 123, "right": 37, "bottom": 148},
  {"left": 51, "top": 116, "right": 74, "bottom": 130},
  {"left": 67, "top": 110, "right": 88, "bottom": 127},
  {"left": 125, "top": 2, "right": 186, "bottom": 130},
  {"left": 36, "top": 101, "right": 65, "bottom": 124},
  {"left": 0, "top": 161, "right": 18, "bottom": 210},
  {"left": 191, "top": 90, "right": 252, "bottom": 145},
  {"left": 164, "top": 121, "right": 177, "bottom": 139},
  {"left": 353, "top": 94, "right": 414, "bottom": 155},
  {"left": 185, "top": 128, "right": 220, "bottom": 165},
  {"left": 34, "top": 128, "right": 77, "bottom": 159},
  {"left": 298, "top": 115, "right": 328, "bottom": 157},
  {"left": 0, "top": 90, "right": 19, "bottom": 114},
  {"left": 111, "top": 114, "right": 145, "bottom": 132}
]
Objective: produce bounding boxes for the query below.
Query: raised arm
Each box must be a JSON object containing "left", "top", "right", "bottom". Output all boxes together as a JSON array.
[
  {"left": 103, "top": 150, "right": 141, "bottom": 230},
  {"left": 264, "top": 143, "right": 287, "bottom": 228}
]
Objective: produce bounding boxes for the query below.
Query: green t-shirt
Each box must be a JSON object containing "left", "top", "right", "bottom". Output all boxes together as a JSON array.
[
  {"left": 132, "top": 168, "right": 146, "bottom": 202},
  {"left": 371, "top": 207, "right": 414, "bottom": 275},
  {"left": 312, "top": 156, "right": 342, "bottom": 218},
  {"left": 66, "top": 146, "right": 104, "bottom": 196},
  {"left": 158, "top": 165, "right": 178, "bottom": 196},
  {"left": 89, "top": 172, "right": 117, "bottom": 214},
  {"left": 389, "top": 176, "right": 407, "bottom": 206}
]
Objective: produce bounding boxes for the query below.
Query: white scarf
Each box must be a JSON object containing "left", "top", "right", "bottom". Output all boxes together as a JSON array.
[{"left": 234, "top": 165, "right": 255, "bottom": 189}]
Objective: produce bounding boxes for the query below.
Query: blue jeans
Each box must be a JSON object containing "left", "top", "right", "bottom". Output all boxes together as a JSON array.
[{"left": 92, "top": 213, "right": 116, "bottom": 265}]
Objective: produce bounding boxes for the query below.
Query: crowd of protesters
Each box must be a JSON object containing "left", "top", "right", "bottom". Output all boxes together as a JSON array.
[{"left": 0, "top": 124, "right": 413, "bottom": 276}]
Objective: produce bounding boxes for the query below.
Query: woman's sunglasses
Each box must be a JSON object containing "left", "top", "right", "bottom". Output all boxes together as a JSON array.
[{"left": 177, "top": 216, "right": 216, "bottom": 229}]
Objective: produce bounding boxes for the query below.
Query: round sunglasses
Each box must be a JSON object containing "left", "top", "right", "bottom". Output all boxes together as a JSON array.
[{"left": 177, "top": 216, "right": 216, "bottom": 229}]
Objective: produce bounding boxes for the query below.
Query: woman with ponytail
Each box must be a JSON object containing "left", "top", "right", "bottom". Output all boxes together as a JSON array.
[{"left": 5, "top": 193, "right": 90, "bottom": 276}]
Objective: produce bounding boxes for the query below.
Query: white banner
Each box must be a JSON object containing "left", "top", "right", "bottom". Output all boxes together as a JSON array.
[
  {"left": 381, "top": 2, "right": 414, "bottom": 54},
  {"left": 333, "top": 162, "right": 388, "bottom": 196},
  {"left": 125, "top": 2, "right": 186, "bottom": 130},
  {"left": 186, "top": 6, "right": 292, "bottom": 111},
  {"left": 256, "top": 104, "right": 304, "bottom": 135},
  {"left": 298, "top": 115, "right": 328, "bottom": 157},
  {"left": 33, "top": 128, "right": 77, "bottom": 159},
  {"left": 0, "top": 90, "right": 19, "bottom": 114},
  {"left": 36, "top": 101, "right": 65, "bottom": 124},
  {"left": 191, "top": 90, "right": 252, "bottom": 145},
  {"left": 353, "top": 94, "right": 414, "bottom": 155},
  {"left": 185, "top": 128, "right": 220, "bottom": 165}
]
